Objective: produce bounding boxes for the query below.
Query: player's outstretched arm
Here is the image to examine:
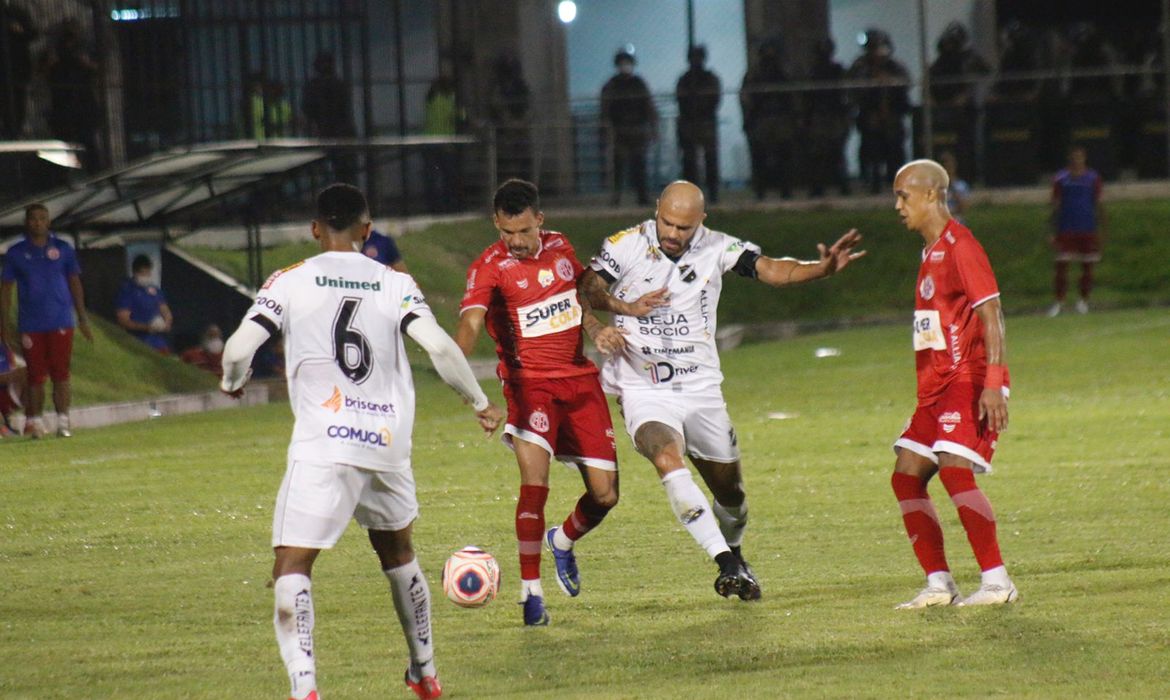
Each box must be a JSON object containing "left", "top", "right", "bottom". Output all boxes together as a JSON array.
[
  {"left": 578, "top": 268, "right": 669, "bottom": 317},
  {"left": 754, "top": 229, "right": 865, "bottom": 287},
  {"left": 454, "top": 306, "right": 486, "bottom": 358},
  {"left": 405, "top": 314, "right": 502, "bottom": 435},
  {"left": 220, "top": 317, "right": 271, "bottom": 398},
  {"left": 975, "top": 298, "right": 1008, "bottom": 433}
]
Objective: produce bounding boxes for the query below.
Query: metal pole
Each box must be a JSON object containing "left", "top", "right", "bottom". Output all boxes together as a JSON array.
[
  {"left": 1163, "top": 0, "right": 1170, "bottom": 177},
  {"left": 917, "top": 0, "right": 932, "bottom": 159},
  {"left": 686, "top": 0, "right": 695, "bottom": 53},
  {"left": 392, "top": 0, "right": 411, "bottom": 214}
]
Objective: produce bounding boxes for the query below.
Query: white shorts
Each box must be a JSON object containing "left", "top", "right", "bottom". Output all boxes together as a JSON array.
[
  {"left": 617, "top": 389, "right": 741, "bottom": 463},
  {"left": 272, "top": 459, "right": 419, "bottom": 549}
]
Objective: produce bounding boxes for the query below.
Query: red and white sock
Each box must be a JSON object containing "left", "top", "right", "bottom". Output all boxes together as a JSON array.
[
  {"left": 516, "top": 484, "right": 548, "bottom": 582},
  {"left": 891, "top": 472, "right": 950, "bottom": 576},
  {"left": 939, "top": 466, "right": 1004, "bottom": 572},
  {"left": 554, "top": 493, "right": 612, "bottom": 550}
]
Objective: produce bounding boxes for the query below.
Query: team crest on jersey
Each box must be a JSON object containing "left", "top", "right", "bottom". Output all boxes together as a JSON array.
[
  {"left": 930, "top": 250, "right": 946, "bottom": 263},
  {"left": 555, "top": 257, "right": 574, "bottom": 282},
  {"left": 538, "top": 269, "right": 555, "bottom": 287},
  {"left": 364, "top": 246, "right": 378, "bottom": 258},
  {"left": 919, "top": 274, "right": 936, "bottom": 300},
  {"left": 939, "top": 411, "right": 962, "bottom": 433},
  {"left": 47, "top": 247, "right": 60, "bottom": 261},
  {"left": 529, "top": 410, "right": 550, "bottom": 433},
  {"left": 516, "top": 277, "right": 529, "bottom": 289}
]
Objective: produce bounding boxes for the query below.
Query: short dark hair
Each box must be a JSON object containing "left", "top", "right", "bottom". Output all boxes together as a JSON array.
[
  {"left": 25, "top": 203, "right": 48, "bottom": 218},
  {"left": 131, "top": 254, "right": 153, "bottom": 273},
  {"left": 493, "top": 178, "right": 540, "bottom": 216},
  {"left": 316, "top": 184, "right": 368, "bottom": 231}
]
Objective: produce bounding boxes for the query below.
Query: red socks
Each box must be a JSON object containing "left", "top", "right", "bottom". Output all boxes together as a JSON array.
[
  {"left": 939, "top": 467, "right": 1004, "bottom": 571},
  {"left": 516, "top": 485, "right": 548, "bottom": 580},
  {"left": 891, "top": 472, "right": 950, "bottom": 575},
  {"left": 561, "top": 493, "right": 612, "bottom": 542}
]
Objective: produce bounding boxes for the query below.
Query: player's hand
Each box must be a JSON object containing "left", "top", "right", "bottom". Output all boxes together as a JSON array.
[
  {"left": 979, "top": 387, "right": 1008, "bottom": 433},
  {"left": 622, "top": 287, "right": 670, "bottom": 317},
  {"left": 219, "top": 369, "right": 252, "bottom": 400},
  {"left": 476, "top": 402, "right": 504, "bottom": 436},
  {"left": 592, "top": 325, "right": 628, "bottom": 355},
  {"left": 78, "top": 319, "right": 94, "bottom": 342},
  {"left": 818, "top": 229, "right": 866, "bottom": 276}
]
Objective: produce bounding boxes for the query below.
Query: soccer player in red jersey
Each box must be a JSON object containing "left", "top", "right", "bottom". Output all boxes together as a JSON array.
[
  {"left": 890, "top": 159, "right": 1018, "bottom": 608},
  {"left": 455, "top": 179, "right": 664, "bottom": 626}
]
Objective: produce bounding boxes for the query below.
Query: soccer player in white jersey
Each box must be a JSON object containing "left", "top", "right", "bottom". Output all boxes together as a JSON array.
[
  {"left": 220, "top": 185, "right": 503, "bottom": 700},
  {"left": 579, "top": 180, "right": 864, "bottom": 600}
]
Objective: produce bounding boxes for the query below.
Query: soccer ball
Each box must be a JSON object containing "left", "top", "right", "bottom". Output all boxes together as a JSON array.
[{"left": 441, "top": 546, "right": 500, "bottom": 608}]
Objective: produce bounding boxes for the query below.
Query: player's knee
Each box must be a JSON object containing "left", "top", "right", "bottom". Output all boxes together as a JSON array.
[{"left": 592, "top": 487, "right": 618, "bottom": 510}]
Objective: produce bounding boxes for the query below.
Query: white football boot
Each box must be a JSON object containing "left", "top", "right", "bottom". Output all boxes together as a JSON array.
[
  {"left": 896, "top": 581, "right": 961, "bottom": 610},
  {"left": 957, "top": 583, "right": 1019, "bottom": 606}
]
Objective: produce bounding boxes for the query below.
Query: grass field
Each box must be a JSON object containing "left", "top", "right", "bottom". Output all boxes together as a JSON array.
[{"left": 3, "top": 308, "right": 1169, "bottom": 699}]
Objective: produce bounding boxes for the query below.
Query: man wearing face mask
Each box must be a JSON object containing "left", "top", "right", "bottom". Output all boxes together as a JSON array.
[
  {"left": 115, "top": 254, "right": 173, "bottom": 353},
  {"left": 180, "top": 324, "right": 225, "bottom": 376}
]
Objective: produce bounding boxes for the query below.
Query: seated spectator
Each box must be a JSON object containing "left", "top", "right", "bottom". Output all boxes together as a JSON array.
[
  {"left": 362, "top": 229, "right": 408, "bottom": 272},
  {"left": 0, "top": 346, "right": 27, "bottom": 437},
  {"left": 115, "top": 255, "right": 173, "bottom": 353},
  {"left": 180, "top": 324, "right": 225, "bottom": 376}
]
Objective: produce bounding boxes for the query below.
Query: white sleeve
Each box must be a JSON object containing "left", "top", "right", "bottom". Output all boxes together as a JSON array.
[
  {"left": 405, "top": 314, "right": 490, "bottom": 411},
  {"left": 219, "top": 318, "right": 271, "bottom": 393}
]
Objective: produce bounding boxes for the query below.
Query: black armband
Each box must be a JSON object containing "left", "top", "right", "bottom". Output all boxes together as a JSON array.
[
  {"left": 400, "top": 311, "right": 420, "bottom": 335},
  {"left": 592, "top": 266, "right": 617, "bottom": 284},
  {"left": 249, "top": 314, "right": 278, "bottom": 336},
  {"left": 731, "top": 249, "right": 761, "bottom": 279}
]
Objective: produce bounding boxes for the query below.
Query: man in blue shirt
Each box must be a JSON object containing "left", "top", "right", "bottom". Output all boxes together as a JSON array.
[
  {"left": 1048, "top": 145, "right": 1104, "bottom": 316},
  {"left": 115, "top": 254, "right": 173, "bottom": 352},
  {"left": 361, "top": 228, "right": 407, "bottom": 272},
  {"left": 0, "top": 203, "right": 93, "bottom": 438}
]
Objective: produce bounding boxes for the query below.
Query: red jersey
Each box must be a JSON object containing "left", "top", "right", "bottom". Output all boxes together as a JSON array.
[
  {"left": 912, "top": 220, "right": 1001, "bottom": 402},
  {"left": 460, "top": 231, "right": 597, "bottom": 381}
]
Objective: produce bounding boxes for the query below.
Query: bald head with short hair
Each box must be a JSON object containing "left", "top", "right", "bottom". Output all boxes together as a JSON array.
[
  {"left": 658, "top": 180, "right": 706, "bottom": 218},
  {"left": 654, "top": 181, "right": 708, "bottom": 256},
  {"left": 894, "top": 159, "right": 950, "bottom": 196}
]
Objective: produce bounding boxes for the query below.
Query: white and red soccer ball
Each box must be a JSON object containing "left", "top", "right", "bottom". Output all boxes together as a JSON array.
[{"left": 441, "top": 546, "right": 500, "bottom": 608}]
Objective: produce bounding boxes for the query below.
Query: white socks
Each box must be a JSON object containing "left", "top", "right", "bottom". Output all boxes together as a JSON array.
[
  {"left": 520, "top": 578, "right": 544, "bottom": 601},
  {"left": 661, "top": 469, "right": 729, "bottom": 559},
  {"left": 385, "top": 558, "right": 436, "bottom": 679},
  {"left": 926, "top": 570, "right": 957, "bottom": 592},
  {"left": 981, "top": 565, "right": 1012, "bottom": 589},
  {"left": 712, "top": 499, "right": 748, "bottom": 548},
  {"left": 273, "top": 574, "right": 316, "bottom": 700},
  {"left": 552, "top": 527, "right": 574, "bottom": 551}
]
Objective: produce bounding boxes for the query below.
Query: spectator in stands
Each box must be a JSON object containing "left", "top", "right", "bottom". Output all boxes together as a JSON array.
[
  {"left": 991, "top": 21, "right": 1042, "bottom": 103},
  {"left": 741, "top": 39, "right": 798, "bottom": 200},
  {"left": 601, "top": 49, "right": 657, "bottom": 206},
  {"left": 0, "top": 345, "right": 26, "bottom": 437},
  {"left": 242, "top": 73, "right": 291, "bottom": 140},
  {"left": 180, "top": 324, "right": 224, "bottom": 377},
  {"left": 303, "top": 51, "right": 355, "bottom": 138},
  {"left": 115, "top": 254, "right": 173, "bottom": 353},
  {"left": 1048, "top": 145, "right": 1104, "bottom": 317},
  {"left": 1066, "top": 23, "right": 1119, "bottom": 103},
  {"left": 929, "top": 22, "right": 990, "bottom": 108},
  {"left": 675, "top": 45, "right": 722, "bottom": 202},
  {"left": 0, "top": 203, "right": 93, "bottom": 438},
  {"left": 423, "top": 74, "right": 462, "bottom": 212},
  {"left": 847, "top": 28, "right": 911, "bottom": 194},
  {"left": 362, "top": 229, "right": 408, "bottom": 272},
  {"left": 42, "top": 20, "right": 101, "bottom": 170},
  {"left": 805, "top": 37, "right": 851, "bottom": 197},
  {"left": 488, "top": 53, "right": 532, "bottom": 181},
  {"left": 0, "top": 1, "right": 37, "bottom": 138},
  {"left": 939, "top": 150, "right": 971, "bottom": 223}
]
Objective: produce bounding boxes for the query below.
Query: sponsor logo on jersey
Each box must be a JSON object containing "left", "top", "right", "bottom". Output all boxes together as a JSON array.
[
  {"left": 538, "top": 269, "right": 555, "bottom": 288},
  {"left": 545, "top": 236, "right": 565, "bottom": 249},
  {"left": 726, "top": 241, "right": 745, "bottom": 253},
  {"left": 254, "top": 295, "right": 283, "bottom": 317},
  {"left": 327, "top": 424, "right": 392, "bottom": 448},
  {"left": 555, "top": 257, "right": 575, "bottom": 282},
  {"left": 516, "top": 277, "right": 529, "bottom": 289},
  {"left": 945, "top": 232, "right": 956, "bottom": 244},
  {"left": 939, "top": 411, "right": 962, "bottom": 434},
  {"left": 636, "top": 313, "right": 690, "bottom": 336},
  {"left": 466, "top": 269, "right": 477, "bottom": 290},
  {"left": 262, "top": 261, "right": 304, "bottom": 289},
  {"left": 529, "top": 410, "right": 550, "bottom": 433},
  {"left": 321, "top": 385, "right": 395, "bottom": 416},
  {"left": 919, "top": 274, "right": 935, "bottom": 300},
  {"left": 930, "top": 250, "right": 946, "bottom": 263},
  {"left": 316, "top": 275, "right": 381, "bottom": 291},
  {"left": 597, "top": 249, "right": 621, "bottom": 274},
  {"left": 640, "top": 345, "right": 695, "bottom": 356},
  {"left": 401, "top": 293, "right": 425, "bottom": 309},
  {"left": 643, "top": 360, "right": 699, "bottom": 384},
  {"left": 517, "top": 290, "right": 582, "bottom": 338},
  {"left": 498, "top": 258, "right": 519, "bottom": 270},
  {"left": 607, "top": 226, "right": 637, "bottom": 244}
]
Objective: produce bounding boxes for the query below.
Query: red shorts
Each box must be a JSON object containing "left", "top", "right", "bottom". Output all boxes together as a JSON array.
[
  {"left": 1054, "top": 232, "right": 1101, "bottom": 262},
  {"left": 895, "top": 382, "right": 999, "bottom": 474},
  {"left": 21, "top": 329, "right": 74, "bottom": 384},
  {"left": 502, "top": 374, "right": 618, "bottom": 471}
]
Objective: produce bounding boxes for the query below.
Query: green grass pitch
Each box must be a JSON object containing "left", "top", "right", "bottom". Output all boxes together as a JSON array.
[{"left": 3, "top": 308, "right": 1169, "bottom": 698}]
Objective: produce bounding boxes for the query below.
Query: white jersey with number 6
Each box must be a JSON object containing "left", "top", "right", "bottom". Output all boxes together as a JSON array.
[
  {"left": 248, "top": 251, "right": 433, "bottom": 471},
  {"left": 589, "top": 219, "right": 761, "bottom": 394}
]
